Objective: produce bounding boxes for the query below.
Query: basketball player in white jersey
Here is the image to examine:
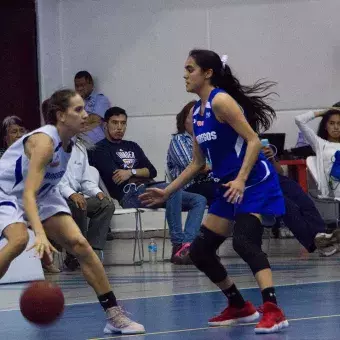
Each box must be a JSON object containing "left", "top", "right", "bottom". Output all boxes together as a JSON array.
[{"left": 0, "top": 89, "right": 145, "bottom": 335}]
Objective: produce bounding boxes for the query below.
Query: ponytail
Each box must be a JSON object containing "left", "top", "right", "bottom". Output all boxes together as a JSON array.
[{"left": 189, "top": 49, "right": 277, "bottom": 132}]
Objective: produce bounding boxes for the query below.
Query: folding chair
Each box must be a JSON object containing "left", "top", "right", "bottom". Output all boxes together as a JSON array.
[
  {"left": 88, "top": 166, "right": 144, "bottom": 265},
  {"left": 157, "top": 164, "right": 174, "bottom": 260}
]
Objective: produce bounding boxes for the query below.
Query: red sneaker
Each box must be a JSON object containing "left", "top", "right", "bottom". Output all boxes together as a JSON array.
[
  {"left": 255, "top": 302, "right": 289, "bottom": 333},
  {"left": 208, "top": 301, "right": 259, "bottom": 326}
]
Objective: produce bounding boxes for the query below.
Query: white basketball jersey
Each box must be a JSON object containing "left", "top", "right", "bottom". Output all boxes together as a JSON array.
[{"left": 0, "top": 125, "right": 73, "bottom": 200}]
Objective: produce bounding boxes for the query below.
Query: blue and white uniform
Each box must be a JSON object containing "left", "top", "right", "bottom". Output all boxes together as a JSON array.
[
  {"left": 0, "top": 125, "right": 73, "bottom": 237},
  {"left": 193, "top": 88, "right": 285, "bottom": 222}
]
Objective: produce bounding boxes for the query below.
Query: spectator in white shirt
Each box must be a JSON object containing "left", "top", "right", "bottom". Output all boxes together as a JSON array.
[{"left": 59, "top": 137, "right": 115, "bottom": 270}]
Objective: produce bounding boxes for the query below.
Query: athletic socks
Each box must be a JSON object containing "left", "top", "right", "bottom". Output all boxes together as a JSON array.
[
  {"left": 261, "top": 287, "right": 277, "bottom": 305},
  {"left": 98, "top": 291, "right": 118, "bottom": 311},
  {"left": 222, "top": 284, "right": 246, "bottom": 308}
]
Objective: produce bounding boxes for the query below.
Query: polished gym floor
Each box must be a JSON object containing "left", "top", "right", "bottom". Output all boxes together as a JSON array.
[{"left": 1, "top": 238, "right": 340, "bottom": 339}]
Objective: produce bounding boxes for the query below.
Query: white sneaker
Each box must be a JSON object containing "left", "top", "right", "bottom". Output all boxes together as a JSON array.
[
  {"left": 43, "top": 263, "right": 61, "bottom": 274},
  {"left": 104, "top": 306, "right": 145, "bottom": 334},
  {"left": 319, "top": 245, "right": 338, "bottom": 257},
  {"left": 315, "top": 231, "right": 340, "bottom": 256}
]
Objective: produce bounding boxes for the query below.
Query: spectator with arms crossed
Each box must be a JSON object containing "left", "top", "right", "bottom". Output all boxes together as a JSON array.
[{"left": 74, "top": 71, "right": 110, "bottom": 144}]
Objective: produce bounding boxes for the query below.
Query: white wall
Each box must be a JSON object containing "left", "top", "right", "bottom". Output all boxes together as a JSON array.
[
  {"left": 36, "top": 0, "right": 63, "bottom": 102},
  {"left": 36, "top": 0, "right": 331, "bottom": 231},
  {"left": 59, "top": 0, "right": 340, "bottom": 114}
]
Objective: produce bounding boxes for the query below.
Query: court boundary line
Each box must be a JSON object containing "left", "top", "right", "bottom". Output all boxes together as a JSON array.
[
  {"left": 87, "top": 313, "right": 340, "bottom": 340},
  {"left": 0, "top": 278, "right": 340, "bottom": 312}
]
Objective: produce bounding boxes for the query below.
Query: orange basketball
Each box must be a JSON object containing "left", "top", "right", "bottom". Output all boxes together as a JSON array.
[{"left": 20, "top": 281, "right": 65, "bottom": 325}]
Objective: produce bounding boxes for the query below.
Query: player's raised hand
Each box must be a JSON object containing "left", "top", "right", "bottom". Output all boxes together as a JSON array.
[{"left": 139, "top": 188, "right": 169, "bottom": 207}]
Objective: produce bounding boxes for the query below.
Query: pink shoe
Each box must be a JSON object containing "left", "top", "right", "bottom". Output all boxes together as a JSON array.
[{"left": 172, "top": 243, "right": 193, "bottom": 265}]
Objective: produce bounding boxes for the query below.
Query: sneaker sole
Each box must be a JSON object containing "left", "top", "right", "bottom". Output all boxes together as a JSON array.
[
  {"left": 315, "top": 229, "right": 340, "bottom": 249},
  {"left": 255, "top": 319, "right": 289, "bottom": 334},
  {"left": 208, "top": 311, "right": 260, "bottom": 326},
  {"left": 104, "top": 326, "right": 146, "bottom": 335},
  {"left": 319, "top": 247, "right": 338, "bottom": 257}
]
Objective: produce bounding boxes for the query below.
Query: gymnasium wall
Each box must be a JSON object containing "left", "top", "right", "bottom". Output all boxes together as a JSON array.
[
  {"left": 36, "top": 0, "right": 337, "bottom": 231},
  {"left": 36, "top": 0, "right": 63, "bottom": 102}
]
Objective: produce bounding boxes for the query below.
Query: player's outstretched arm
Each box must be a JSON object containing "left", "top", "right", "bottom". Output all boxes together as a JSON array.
[{"left": 23, "top": 133, "right": 58, "bottom": 258}]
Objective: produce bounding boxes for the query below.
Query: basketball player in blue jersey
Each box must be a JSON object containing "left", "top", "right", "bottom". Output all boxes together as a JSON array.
[
  {"left": 0, "top": 89, "right": 145, "bottom": 335},
  {"left": 140, "top": 49, "right": 288, "bottom": 333}
]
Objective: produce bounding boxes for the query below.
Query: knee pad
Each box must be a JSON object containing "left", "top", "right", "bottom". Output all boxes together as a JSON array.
[
  {"left": 232, "top": 214, "right": 270, "bottom": 275},
  {"left": 189, "top": 226, "right": 227, "bottom": 283}
]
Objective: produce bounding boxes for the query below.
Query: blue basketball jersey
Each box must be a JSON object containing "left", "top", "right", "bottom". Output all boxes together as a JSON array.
[{"left": 193, "top": 88, "right": 269, "bottom": 184}]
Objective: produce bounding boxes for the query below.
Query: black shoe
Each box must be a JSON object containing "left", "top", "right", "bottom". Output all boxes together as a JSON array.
[
  {"left": 326, "top": 223, "right": 337, "bottom": 234},
  {"left": 170, "top": 244, "right": 182, "bottom": 263},
  {"left": 106, "top": 231, "right": 114, "bottom": 241},
  {"left": 64, "top": 253, "right": 80, "bottom": 271}
]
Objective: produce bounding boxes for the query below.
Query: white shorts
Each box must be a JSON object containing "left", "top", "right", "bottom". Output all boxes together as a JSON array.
[{"left": 0, "top": 188, "right": 71, "bottom": 238}]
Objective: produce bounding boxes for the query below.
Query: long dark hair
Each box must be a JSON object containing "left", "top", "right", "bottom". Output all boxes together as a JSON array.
[
  {"left": 189, "top": 49, "right": 277, "bottom": 132},
  {"left": 317, "top": 109, "right": 340, "bottom": 140},
  {"left": 176, "top": 100, "right": 197, "bottom": 134}
]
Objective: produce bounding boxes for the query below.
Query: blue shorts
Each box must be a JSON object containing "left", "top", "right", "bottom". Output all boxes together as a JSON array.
[{"left": 209, "top": 164, "right": 285, "bottom": 225}]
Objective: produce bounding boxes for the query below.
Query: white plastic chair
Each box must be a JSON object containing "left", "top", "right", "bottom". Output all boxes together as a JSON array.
[
  {"left": 306, "top": 156, "right": 339, "bottom": 227},
  {"left": 88, "top": 166, "right": 144, "bottom": 265}
]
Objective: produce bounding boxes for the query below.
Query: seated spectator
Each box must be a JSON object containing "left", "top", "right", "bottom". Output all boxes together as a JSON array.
[
  {"left": 0, "top": 116, "right": 27, "bottom": 157},
  {"left": 263, "top": 145, "right": 338, "bottom": 256},
  {"left": 89, "top": 107, "right": 207, "bottom": 264},
  {"left": 74, "top": 71, "right": 110, "bottom": 144},
  {"left": 59, "top": 137, "right": 115, "bottom": 270},
  {"left": 167, "top": 101, "right": 216, "bottom": 205},
  {"left": 294, "top": 101, "right": 340, "bottom": 149},
  {"left": 295, "top": 108, "right": 340, "bottom": 198}
]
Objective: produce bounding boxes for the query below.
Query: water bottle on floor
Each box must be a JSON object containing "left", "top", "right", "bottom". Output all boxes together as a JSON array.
[{"left": 148, "top": 238, "right": 157, "bottom": 264}]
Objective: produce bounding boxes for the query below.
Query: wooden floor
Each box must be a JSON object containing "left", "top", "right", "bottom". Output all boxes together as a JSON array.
[{"left": 1, "top": 238, "right": 340, "bottom": 339}]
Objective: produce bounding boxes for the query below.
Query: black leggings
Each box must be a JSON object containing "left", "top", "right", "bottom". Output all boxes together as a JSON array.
[
  {"left": 278, "top": 174, "right": 325, "bottom": 252},
  {"left": 233, "top": 214, "right": 270, "bottom": 275}
]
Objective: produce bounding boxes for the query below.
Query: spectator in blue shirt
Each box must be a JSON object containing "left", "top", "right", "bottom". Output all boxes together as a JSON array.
[
  {"left": 167, "top": 101, "right": 216, "bottom": 205},
  {"left": 74, "top": 71, "right": 110, "bottom": 144}
]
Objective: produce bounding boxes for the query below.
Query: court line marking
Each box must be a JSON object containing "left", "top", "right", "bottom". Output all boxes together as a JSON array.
[
  {"left": 87, "top": 313, "right": 340, "bottom": 340},
  {"left": 1, "top": 278, "right": 340, "bottom": 312}
]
